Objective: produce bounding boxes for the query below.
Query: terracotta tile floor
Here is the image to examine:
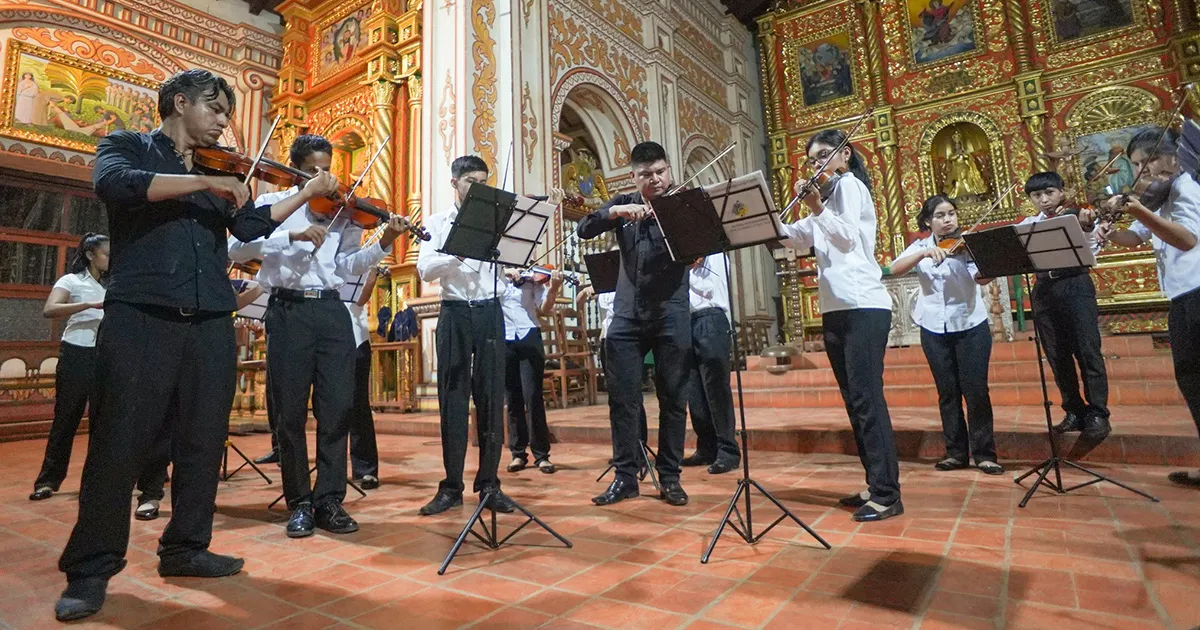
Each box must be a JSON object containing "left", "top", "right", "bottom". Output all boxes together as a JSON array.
[{"left": 2, "top": 432, "right": 1199, "bottom": 629}]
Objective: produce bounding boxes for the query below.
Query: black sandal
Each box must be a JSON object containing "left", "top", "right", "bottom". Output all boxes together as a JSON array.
[
  {"left": 1168, "top": 470, "right": 1200, "bottom": 487},
  {"left": 977, "top": 461, "right": 1005, "bottom": 475},
  {"left": 535, "top": 459, "right": 556, "bottom": 474},
  {"left": 506, "top": 457, "right": 527, "bottom": 473},
  {"left": 935, "top": 457, "right": 969, "bottom": 471}
]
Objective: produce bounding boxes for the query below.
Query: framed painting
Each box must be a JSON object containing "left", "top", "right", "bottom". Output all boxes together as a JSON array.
[
  {"left": 0, "top": 41, "right": 159, "bottom": 153},
  {"left": 315, "top": 3, "right": 373, "bottom": 81},
  {"left": 788, "top": 31, "right": 856, "bottom": 109},
  {"left": 907, "top": 0, "right": 979, "bottom": 65},
  {"left": 1063, "top": 86, "right": 1169, "bottom": 199},
  {"left": 1045, "top": 0, "right": 1140, "bottom": 47}
]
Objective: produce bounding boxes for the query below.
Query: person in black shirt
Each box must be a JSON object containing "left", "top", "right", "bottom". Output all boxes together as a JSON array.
[
  {"left": 53, "top": 69, "right": 331, "bottom": 622},
  {"left": 577, "top": 141, "right": 691, "bottom": 507}
]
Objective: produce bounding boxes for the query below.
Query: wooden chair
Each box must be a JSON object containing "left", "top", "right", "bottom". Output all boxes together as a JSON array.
[{"left": 546, "top": 307, "right": 598, "bottom": 408}]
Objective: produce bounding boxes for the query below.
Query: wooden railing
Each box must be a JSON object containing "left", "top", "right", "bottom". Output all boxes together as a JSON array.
[
  {"left": 371, "top": 340, "right": 420, "bottom": 412},
  {"left": 0, "top": 341, "right": 62, "bottom": 441}
]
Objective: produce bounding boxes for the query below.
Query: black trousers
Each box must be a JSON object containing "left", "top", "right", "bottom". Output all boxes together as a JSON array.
[
  {"left": 349, "top": 340, "right": 379, "bottom": 479},
  {"left": 1031, "top": 273, "right": 1109, "bottom": 419},
  {"left": 33, "top": 342, "right": 95, "bottom": 491},
  {"left": 266, "top": 363, "right": 278, "bottom": 452},
  {"left": 506, "top": 328, "right": 550, "bottom": 461},
  {"left": 265, "top": 296, "right": 355, "bottom": 509},
  {"left": 436, "top": 299, "right": 504, "bottom": 495},
  {"left": 59, "top": 302, "right": 235, "bottom": 581},
  {"left": 1169, "top": 286, "right": 1200, "bottom": 437},
  {"left": 920, "top": 321, "right": 997, "bottom": 464},
  {"left": 606, "top": 310, "right": 690, "bottom": 484},
  {"left": 687, "top": 308, "right": 739, "bottom": 463},
  {"left": 823, "top": 308, "right": 901, "bottom": 505},
  {"left": 600, "top": 342, "right": 647, "bottom": 443}
]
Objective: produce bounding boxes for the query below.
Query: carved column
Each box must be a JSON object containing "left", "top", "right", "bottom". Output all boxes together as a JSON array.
[
  {"left": 1005, "top": 2, "right": 1033, "bottom": 73},
  {"left": 875, "top": 108, "right": 904, "bottom": 259},
  {"left": 405, "top": 75, "right": 423, "bottom": 264},
  {"left": 757, "top": 13, "right": 790, "bottom": 208},
  {"left": 858, "top": 0, "right": 886, "bottom": 103},
  {"left": 1015, "top": 73, "right": 1049, "bottom": 174},
  {"left": 370, "top": 79, "right": 398, "bottom": 256}
]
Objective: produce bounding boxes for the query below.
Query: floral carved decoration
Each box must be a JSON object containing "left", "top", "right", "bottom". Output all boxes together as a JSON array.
[{"left": 471, "top": 0, "right": 498, "bottom": 175}]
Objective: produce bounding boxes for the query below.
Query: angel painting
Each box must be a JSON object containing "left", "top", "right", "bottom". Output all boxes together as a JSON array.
[{"left": 909, "top": 0, "right": 977, "bottom": 65}]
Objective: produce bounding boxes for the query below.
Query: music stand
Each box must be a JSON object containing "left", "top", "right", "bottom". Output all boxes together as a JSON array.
[
  {"left": 225, "top": 285, "right": 273, "bottom": 485},
  {"left": 436, "top": 182, "right": 571, "bottom": 575},
  {"left": 963, "top": 217, "right": 1158, "bottom": 507},
  {"left": 652, "top": 171, "right": 831, "bottom": 562}
]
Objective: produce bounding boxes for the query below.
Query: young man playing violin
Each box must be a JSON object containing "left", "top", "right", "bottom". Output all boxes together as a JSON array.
[
  {"left": 1019, "top": 172, "right": 1111, "bottom": 441},
  {"left": 1099, "top": 128, "right": 1200, "bottom": 487},
  {"left": 500, "top": 201, "right": 565, "bottom": 475},
  {"left": 55, "top": 69, "right": 311, "bottom": 622},
  {"left": 577, "top": 141, "right": 692, "bottom": 508},
  {"left": 228, "top": 133, "right": 409, "bottom": 538}
]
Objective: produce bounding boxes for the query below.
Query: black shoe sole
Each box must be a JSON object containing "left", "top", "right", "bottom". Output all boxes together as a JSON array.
[
  {"left": 55, "top": 605, "right": 101, "bottom": 622},
  {"left": 158, "top": 559, "right": 244, "bottom": 578},
  {"left": 659, "top": 494, "right": 688, "bottom": 506},
  {"left": 419, "top": 499, "right": 464, "bottom": 516},
  {"left": 592, "top": 491, "right": 639, "bottom": 506},
  {"left": 853, "top": 503, "right": 904, "bottom": 522},
  {"left": 316, "top": 522, "right": 359, "bottom": 534},
  {"left": 286, "top": 528, "right": 315, "bottom": 539},
  {"left": 134, "top": 509, "right": 159, "bottom": 521}
]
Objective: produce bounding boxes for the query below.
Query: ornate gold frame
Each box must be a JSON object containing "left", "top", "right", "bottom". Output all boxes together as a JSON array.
[
  {"left": 916, "top": 110, "right": 1017, "bottom": 223},
  {"left": 1037, "top": 0, "right": 1148, "bottom": 51},
  {"left": 0, "top": 41, "right": 158, "bottom": 154},
  {"left": 311, "top": 0, "right": 374, "bottom": 85},
  {"left": 897, "top": 0, "right": 986, "bottom": 69},
  {"left": 780, "top": 24, "right": 862, "bottom": 121},
  {"left": 1062, "top": 85, "right": 1169, "bottom": 187}
]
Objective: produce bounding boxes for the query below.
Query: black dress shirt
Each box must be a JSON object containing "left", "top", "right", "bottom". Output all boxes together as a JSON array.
[
  {"left": 92, "top": 130, "right": 279, "bottom": 312},
  {"left": 576, "top": 192, "right": 689, "bottom": 319}
]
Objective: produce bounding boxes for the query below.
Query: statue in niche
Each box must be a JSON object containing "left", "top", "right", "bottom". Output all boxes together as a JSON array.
[{"left": 937, "top": 126, "right": 991, "bottom": 201}]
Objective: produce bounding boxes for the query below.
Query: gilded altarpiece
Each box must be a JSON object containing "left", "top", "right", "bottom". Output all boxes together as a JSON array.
[
  {"left": 760, "top": 0, "right": 1199, "bottom": 340},
  {"left": 271, "top": 0, "right": 424, "bottom": 408}
]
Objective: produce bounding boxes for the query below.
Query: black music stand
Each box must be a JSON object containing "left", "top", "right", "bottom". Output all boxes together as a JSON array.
[
  {"left": 436, "top": 182, "right": 571, "bottom": 575},
  {"left": 963, "top": 217, "right": 1158, "bottom": 507},
  {"left": 226, "top": 285, "right": 272, "bottom": 485},
  {"left": 652, "top": 172, "right": 831, "bottom": 562}
]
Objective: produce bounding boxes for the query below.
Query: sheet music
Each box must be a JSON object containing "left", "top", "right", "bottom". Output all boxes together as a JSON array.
[
  {"left": 496, "top": 195, "right": 553, "bottom": 267},
  {"left": 1013, "top": 215, "right": 1096, "bottom": 270},
  {"left": 702, "top": 170, "right": 784, "bottom": 248},
  {"left": 339, "top": 271, "right": 369, "bottom": 304},
  {"left": 236, "top": 291, "right": 270, "bottom": 321}
]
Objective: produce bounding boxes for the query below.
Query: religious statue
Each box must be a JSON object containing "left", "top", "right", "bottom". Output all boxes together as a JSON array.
[
  {"left": 943, "top": 130, "right": 988, "bottom": 199},
  {"left": 562, "top": 146, "right": 610, "bottom": 208}
]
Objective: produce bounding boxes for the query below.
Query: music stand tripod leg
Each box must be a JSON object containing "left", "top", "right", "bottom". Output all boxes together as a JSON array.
[
  {"left": 640, "top": 441, "right": 661, "bottom": 492},
  {"left": 222, "top": 439, "right": 273, "bottom": 484},
  {"left": 438, "top": 491, "right": 572, "bottom": 575}
]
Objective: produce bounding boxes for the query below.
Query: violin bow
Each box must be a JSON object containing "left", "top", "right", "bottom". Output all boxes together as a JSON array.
[
  {"left": 668, "top": 142, "right": 738, "bottom": 196},
  {"left": 245, "top": 114, "right": 282, "bottom": 187},
  {"left": 780, "top": 105, "right": 875, "bottom": 223},
  {"left": 933, "top": 181, "right": 1020, "bottom": 266},
  {"left": 1121, "top": 82, "right": 1194, "bottom": 204},
  {"left": 325, "top": 134, "right": 391, "bottom": 228}
]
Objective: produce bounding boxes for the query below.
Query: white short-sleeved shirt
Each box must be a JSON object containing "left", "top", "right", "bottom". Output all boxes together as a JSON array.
[
  {"left": 1129, "top": 173, "right": 1200, "bottom": 300},
  {"left": 897, "top": 235, "right": 988, "bottom": 334},
  {"left": 53, "top": 271, "right": 105, "bottom": 347}
]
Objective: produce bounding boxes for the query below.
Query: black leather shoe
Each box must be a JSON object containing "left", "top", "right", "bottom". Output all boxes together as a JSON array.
[
  {"left": 853, "top": 500, "right": 904, "bottom": 522},
  {"left": 486, "top": 491, "right": 517, "bottom": 513},
  {"left": 1168, "top": 470, "right": 1200, "bottom": 487},
  {"left": 135, "top": 500, "right": 160, "bottom": 521},
  {"left": 592, "top": 479, "right": 639, "bottom": 505},
  {"left": 659, "top": 481, "right": 689, "bottom": 506},
  {"left": 708, "top": 460, "right": 739, "bottom": 475},
  {"left": 315, "top": 502, "right": 359, "bottom": 534},
  {"left": 253, "top": 449, "right": 280, "bottom": 465},
  {"left": 55, "top": 577, "right": 108, "bottom": 622},
  {"left": 29, "top": 486, "right": 53, "bottom": 501},
  {"left": 1081, "top": 415, "right": 1112, "bottom": 441},
  {"left": 839, "top": 491, "right": 869, "bottom": 508},
  {"left": 158, "top": 551, "right": 244, "bottom": 578},
  {"left": 357, "top": 475, "right": 380, "bottom": 490},
  {"left": 680, "top": 452, "right": 715, "bottom": 467},
  {"left": 286, "top": 503, "right": 315, "bottom": 538},
  {"left": 419, "top": 491, "right": 463, "bottom": 516},
  {"left": 1053, "top": 413, "right": 1084, "bottom": 433}
]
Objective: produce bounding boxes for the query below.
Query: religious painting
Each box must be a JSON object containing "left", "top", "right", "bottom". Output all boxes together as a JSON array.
[
  {"left": 1050, "top": 0, "right": 1134, "bottom": 43},
  {"left": 0, "top": 42, "right": 159, "bottom": 153},
  {"left": 794, "top": 32, "right": 855, "bottom": 108},
  {"left": 1075, "top": 124, "right": 1153, "bottom": 197},
  {"left": 908, "top": 0, "right": 978, "bottom": 65},
  {"left": 317, "top": 5, "right": 372, "bottom": 78},
  {"left": 931, "top": 122, "right": 994, "bottom": 202}
]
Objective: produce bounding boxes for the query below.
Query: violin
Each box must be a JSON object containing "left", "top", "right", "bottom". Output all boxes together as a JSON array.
[
  {"left": 512, "top": 264, "right": 580, "bottom": 287},
  {"left": 935, "top": 231, "right": 970, "bottom": 256},
  {"left": 193, "top": 145, "right": 430, "bottom": 241},
  {"left": 1100, "top": 177, "right": 1174, "bottom": 224},
  {"left": 805, "top": 168, "right": 848, "bottom": 201}
]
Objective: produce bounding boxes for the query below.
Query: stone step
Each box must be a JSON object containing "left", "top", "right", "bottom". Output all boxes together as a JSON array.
[{"left": 736, "top": 380, "right": 1184, "bottom": 408}]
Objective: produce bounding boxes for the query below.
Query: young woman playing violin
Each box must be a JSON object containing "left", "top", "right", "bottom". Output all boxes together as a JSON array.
[
  {"left": 228, "top": 134, "right": 410, "bottom": 540},
  {"left": 781, "top": 129, "right": 903, "bottom": 522},
  {"left": 1098, "top": 127, "right": 1200, "bottom": 487},
  {"left": 891, "top": 196, "right": 1003, "bottom": 475}
]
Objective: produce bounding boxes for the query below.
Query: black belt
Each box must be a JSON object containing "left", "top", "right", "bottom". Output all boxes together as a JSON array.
[
  {"left": 272, "top": 288, "right": 339, "bottom": 301},
  {"left": 443, "top": 298, "right": 498, "bottom": 308},
  {"left": 692, "top": 307, "right": 727, "bottom": 319},
  {"left": 1036, "top": 267, "right": 1089, "bottom": 282}
]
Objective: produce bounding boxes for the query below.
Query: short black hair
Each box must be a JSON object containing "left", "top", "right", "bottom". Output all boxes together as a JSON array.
[
  {"left": 1127, "top": 127, "right": 1177, "bottom": 159},
  {"left": 157, "top": 69, "right": 235, "bottom": 119},
  {"left": 630, "top": 141, "right": 668, "bottom": 166},
  {"left": 289, "top": 134, "right": 333, "bottom": 167},
  {"left": 917, "top": 195, "right": 956, "bottom": 232},
  {"left": 451, "top": 155, "right": 489, "bottom": 179},
  {"left": 1024, "top": 171, "right": 1065, "bottom": 196}
]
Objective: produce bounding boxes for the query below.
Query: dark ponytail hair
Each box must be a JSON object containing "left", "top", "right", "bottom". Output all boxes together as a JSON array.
[
  {"left": 806, "top": 128, "right": 872, "bottom": 194},
  {"left": 917, "top": 195, "right": 956, "bottom": 232},
  {"left": 70, "top": 232, "right": 109, "bottom": 274}
]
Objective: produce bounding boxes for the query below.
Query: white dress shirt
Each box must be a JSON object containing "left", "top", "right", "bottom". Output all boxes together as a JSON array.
[
  {"left": 780, "top": 173, "right": 892, "bottom": 313},
  {"left": 345, "top": 302, "right": 371, "bottom": 347},
  {"left": 1129, "top": 173, "right": 1200, "bottom": 300},
  {"left": 690, "top": 253, "right": 731, "bottom": 319},
  {"left": 1017, "top": 210, "right": 1105, "bottom": 255},
  {"left": 228, "top": 188, "right": 388, "bottom": 292},
  {"left": 898, "top": 235, "right": 988, "bottom": 334},
  {"left": 501, "top": 279, "right": 548, "bottom": 340},
  {"left": 598, "top": 291, "right": 615, "bottom": 339},
  {"left": 416, "top": 205, "right": 500, "bottom": 301},
  {"left": 53, "top": 271, "right": 105, "bottom": 347}
]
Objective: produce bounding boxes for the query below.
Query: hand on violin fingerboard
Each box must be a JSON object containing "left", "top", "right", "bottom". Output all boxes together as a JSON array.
[
  {"left": 548, "top": 187, "right": 565, "bottom": 206},
  {"left": 301, "top": 168, "right": 339, "bottom": 200},
  {"left": 378, "top": 214, "right": 412, "bottom": 250}
]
